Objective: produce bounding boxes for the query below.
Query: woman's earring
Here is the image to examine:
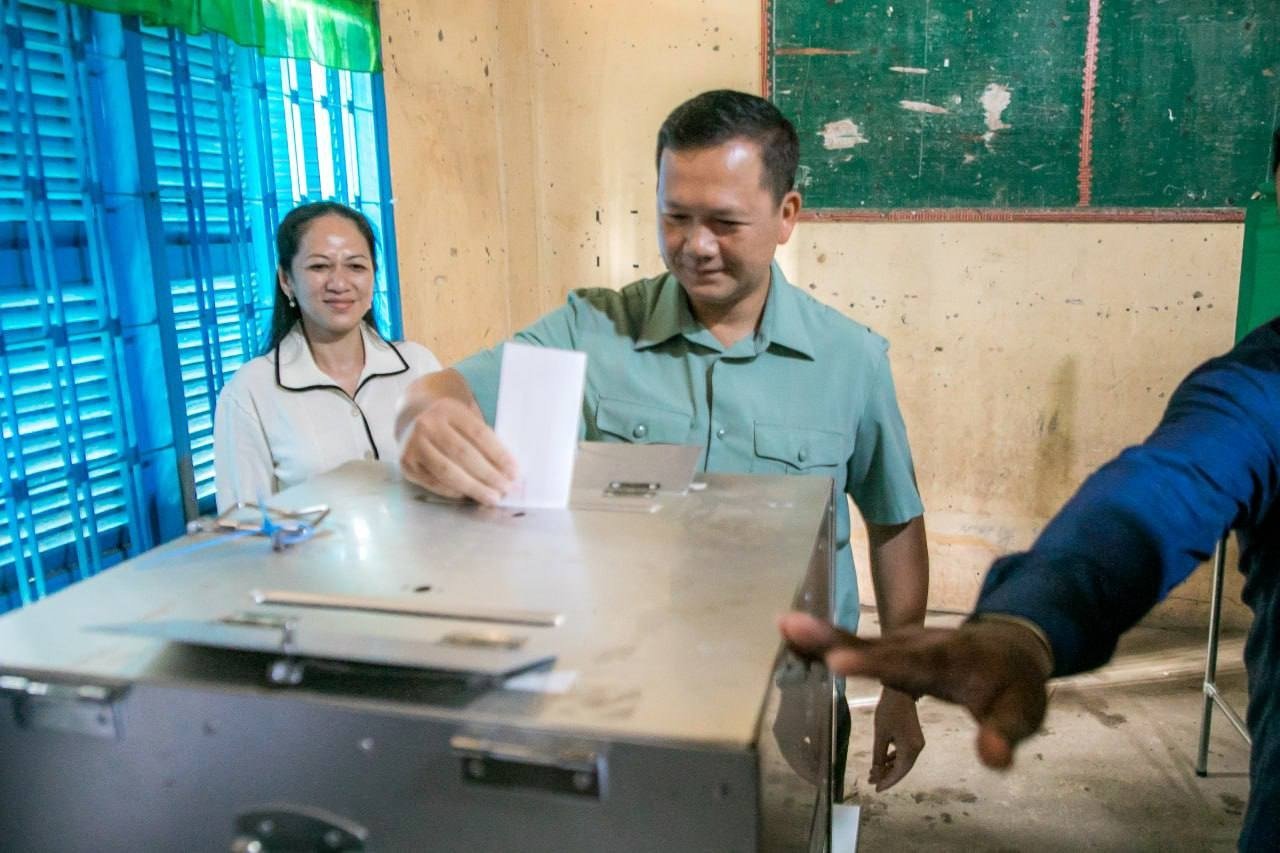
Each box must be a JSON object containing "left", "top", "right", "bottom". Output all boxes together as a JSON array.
[{"left": 287, "top": 295, "right": 296, "bottom": 308}]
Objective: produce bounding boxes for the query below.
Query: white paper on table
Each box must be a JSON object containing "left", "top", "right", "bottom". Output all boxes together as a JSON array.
[
  {"left": 494, "top": 342, "right": 587, "bottom": 508},
  {"left": 504, "top": 669, "right": 578, "bottom": 694}
]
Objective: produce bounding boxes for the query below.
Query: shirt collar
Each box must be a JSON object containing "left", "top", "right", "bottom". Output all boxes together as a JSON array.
[
  {"left": 757, "top": 262, "right": 817, "bottom": 360},
  {"left": 275, "top": 322, "right": 409, "bottom": 392},
  {"left": 634, "top": 262, "right": 816, "bottom": 360},
  {"left": 634, "top": 273, "right": 702, "bottom": 350}
]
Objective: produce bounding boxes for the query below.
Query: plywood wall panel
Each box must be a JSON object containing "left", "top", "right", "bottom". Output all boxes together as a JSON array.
[{"left": 380, "top": 0, "right": 512, "bottom": 363}]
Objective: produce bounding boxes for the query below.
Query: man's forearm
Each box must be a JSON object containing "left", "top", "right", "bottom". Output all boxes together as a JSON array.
[
  {"left": 395, "top": 368, "right": 478, "bottom": 439},
  {"left": 867, "top": 515, "right": 930, "bottom": 632}
]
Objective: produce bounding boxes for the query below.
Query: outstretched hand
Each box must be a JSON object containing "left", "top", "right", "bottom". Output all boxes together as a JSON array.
[
  {"left": 779, "top": 612, "right": 1052, "bottom": 770},
  {"left": 399, "top": 397, "right": 518, "bottom": 506}
]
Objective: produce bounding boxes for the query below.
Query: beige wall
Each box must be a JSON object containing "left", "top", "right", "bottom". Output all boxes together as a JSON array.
[{"left": 381, "top": 0, "right": 1249, "bottom": 627}]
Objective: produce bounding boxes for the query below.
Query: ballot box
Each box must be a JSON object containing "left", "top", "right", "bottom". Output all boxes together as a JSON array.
[{"left": 0, "top": 456, "right": 835, "bottom": 852}]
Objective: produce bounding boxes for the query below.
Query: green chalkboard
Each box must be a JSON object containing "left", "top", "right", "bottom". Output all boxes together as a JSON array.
[{"left": 768, "top": 0, "right": 1280, "bottom": 215}]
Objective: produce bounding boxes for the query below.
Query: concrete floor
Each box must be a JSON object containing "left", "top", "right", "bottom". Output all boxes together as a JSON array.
[{"left": 843, "top": 613, "right": 1252, "bottom": 852}]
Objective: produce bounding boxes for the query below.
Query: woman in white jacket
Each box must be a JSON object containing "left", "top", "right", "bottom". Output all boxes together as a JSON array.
[{"left": 213, "top": 202, "right": 440, "bottom": 511}]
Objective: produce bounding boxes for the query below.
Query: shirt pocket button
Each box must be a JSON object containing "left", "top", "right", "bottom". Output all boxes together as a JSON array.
[
  {"left": 798, "top": 447, "right": 809, "bottom": 463},
  {"left": 632, "top": 424, "right": 648, "bottom": 439}
]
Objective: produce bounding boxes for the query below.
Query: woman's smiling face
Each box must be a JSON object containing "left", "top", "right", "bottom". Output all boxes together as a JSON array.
[{"left": 279, "top": 213, "right": 375, "bottom": 342}]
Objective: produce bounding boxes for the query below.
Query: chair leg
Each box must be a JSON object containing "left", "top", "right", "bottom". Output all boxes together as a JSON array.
[{"left": 1196, "top": 537, "right": 1229, "bottom": 777}]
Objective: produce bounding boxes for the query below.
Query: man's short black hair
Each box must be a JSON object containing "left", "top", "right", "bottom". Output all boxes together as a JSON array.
[{"left": 655, "top": 89, "right": 800, "bottom": 205}]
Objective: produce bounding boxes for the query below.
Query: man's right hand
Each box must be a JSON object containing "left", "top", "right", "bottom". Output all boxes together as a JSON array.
[
  {"left": 396, "top": 372, "right": 518, "bottom": 505},
  {"left": 779, "top": 612, "right": 1053, "bottom": 770}
]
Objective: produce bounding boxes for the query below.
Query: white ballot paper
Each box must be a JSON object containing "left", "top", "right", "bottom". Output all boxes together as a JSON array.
[{"left": 494, "top": 342, "right": 587, "bottom": 508}]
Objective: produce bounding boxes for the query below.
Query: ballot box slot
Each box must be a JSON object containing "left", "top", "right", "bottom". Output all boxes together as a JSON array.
[
  {"left": 1, "top": 673, "right": 126, "bottom": 740},
  {"left": 94, "top": 606, "right": 557, "bottom": 683},
  {"left": 451, "top": 733, "right": 606, "bottom": 799}
]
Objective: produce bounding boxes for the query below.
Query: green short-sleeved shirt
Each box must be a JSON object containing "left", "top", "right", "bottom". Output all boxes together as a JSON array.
[{"left": 457, "top": 263, "right": 924, "bottom": 631}]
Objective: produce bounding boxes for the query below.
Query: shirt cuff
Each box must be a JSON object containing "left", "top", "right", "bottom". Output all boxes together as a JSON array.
[{"left": 967, "top": 612, "right": 1056, "bottom": 676}]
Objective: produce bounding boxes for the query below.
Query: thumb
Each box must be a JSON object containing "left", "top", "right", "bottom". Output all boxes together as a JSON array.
[
  {"left": 779, "top": 612, "right": 856, "bottom": 657},
  {"left": 976, "top": 725, "right": 1014, "bottom": 769},
  {"left": 973, "top": 680, "right": 1047, "bottom": 769}
]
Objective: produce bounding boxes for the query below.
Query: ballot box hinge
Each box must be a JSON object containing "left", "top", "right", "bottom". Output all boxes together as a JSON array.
[
  {"left": 0, "top": 673, "right": 127, "bottom": 739},
  {"left": 450, "top": 734, "right": 606, "bottom": 799}
]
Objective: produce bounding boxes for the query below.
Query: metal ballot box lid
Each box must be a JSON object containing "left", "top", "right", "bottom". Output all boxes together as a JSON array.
[{"left": 0, "top": 457, "right": 835, "bottom": 852}]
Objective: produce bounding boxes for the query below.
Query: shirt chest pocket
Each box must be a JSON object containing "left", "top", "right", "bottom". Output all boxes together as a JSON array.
[
  {"left": 594, "top": 396, "right": 693, "bottom": 444},
  {"left": 752, "top": 423, "right": 845, "bottom": 476}
]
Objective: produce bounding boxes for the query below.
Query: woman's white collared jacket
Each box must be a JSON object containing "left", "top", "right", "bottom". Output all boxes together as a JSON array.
[{"left": 212, "top": 322, "right": 442, "bottom": 512}]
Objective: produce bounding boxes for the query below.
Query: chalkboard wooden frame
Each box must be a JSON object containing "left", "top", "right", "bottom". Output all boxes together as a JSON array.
[{"left": 762, "top": 0, "right": 1277, "bottom": 223}]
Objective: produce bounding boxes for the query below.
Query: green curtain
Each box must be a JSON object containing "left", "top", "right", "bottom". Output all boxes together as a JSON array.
[
  {"left": 65, "top": 0, "right": 381, "bottom": 72},
  {"left": 1236, "top": 179, "right": 1280, "bottom": 342}
]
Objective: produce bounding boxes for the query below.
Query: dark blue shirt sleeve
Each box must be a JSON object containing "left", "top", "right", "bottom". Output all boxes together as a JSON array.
[{"left": 975, "top": 321, "right": 1280, "bottom": 677}]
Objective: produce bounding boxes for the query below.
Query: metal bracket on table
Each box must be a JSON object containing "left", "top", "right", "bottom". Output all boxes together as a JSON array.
[
  {"left": 604, "top": 480, "right": 662, "bottom": 499},
  {"left": 218, "top": 611, "right": 306, "bottom": 686},
  {"left": 451, "top": 733, "right": 606, "bottom": 799},
  {"left": 273, "top": 616, "right": 303, "bottom": 687},
  {"left": 569, "top": 443, "right": 702, "bottom": 512},
  {"left": 0, "top": 673, "right": 127, "bottom": 739}
]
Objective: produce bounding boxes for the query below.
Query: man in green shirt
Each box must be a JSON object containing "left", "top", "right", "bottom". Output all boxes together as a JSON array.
[{"left": 397, "top": 89, "right": 930, "bottom": 793}]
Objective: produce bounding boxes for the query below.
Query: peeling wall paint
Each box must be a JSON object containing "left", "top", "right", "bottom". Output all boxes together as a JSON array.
[
  {"left": 980, "top": 82, "right": 1012, "bottom": 145},
  {"left": 899, "top": 99, "right": 950, "bottom": 114},
  {"left": 819, "top": 118, "right": 869, "bottom": 149}
]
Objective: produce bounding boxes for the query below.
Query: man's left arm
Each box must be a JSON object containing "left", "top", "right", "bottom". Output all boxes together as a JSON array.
[
  {"left": 866, "top": 516, "right": 929, "bottom": 791},
  {"left": 847, "top": 340, "right": 930, "bottom": 791}
]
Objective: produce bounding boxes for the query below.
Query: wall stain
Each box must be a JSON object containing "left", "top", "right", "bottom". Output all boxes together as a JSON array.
[{"left": 1030, "top": 357, "right": 1077, "bottom": 518}]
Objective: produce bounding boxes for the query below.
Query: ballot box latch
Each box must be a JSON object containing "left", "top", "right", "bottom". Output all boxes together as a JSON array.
[
  {"left": 604, "top": 480, "right": 661, "bottom": 499},
  {"left": 0, "top": 673, "right": 127, "bottom": 740},
  {"left": 230, "top": 804, "right": 368, "bottom": 852},
  {"left": 451, "top": 733, "right": 605, "bottom": 799}
]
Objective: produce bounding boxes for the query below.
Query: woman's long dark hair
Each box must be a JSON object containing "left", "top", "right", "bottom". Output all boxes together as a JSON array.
[{"left": 261, "top": 201, "right": 383, "bottom": 355}]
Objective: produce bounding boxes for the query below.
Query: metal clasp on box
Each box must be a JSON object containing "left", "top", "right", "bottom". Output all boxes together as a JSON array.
[
  {"left": 604, "top": 480, "right": 661, "bottom": 499},
  {"left": 0, "top": 673, "right": 127, "bottom": 739},
  {"left": 215, "top": 611, "right": 307, "bottom": 686},
  {"left": 231, "top": 804, "right": 368, "bottom": 852},
  {"left": 451, "top": 734, "right": 606, "bottom": 799}
]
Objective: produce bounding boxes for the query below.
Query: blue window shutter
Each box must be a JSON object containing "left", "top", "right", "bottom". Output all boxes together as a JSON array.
[
  {"left": 138, "top": 26, "right": 253, "bottom": 507},
  {"left": 0, "top": 1, "right": 402, "bottom": 612},
  {"left": 0, "top": 0, "right": 148, "bottom": 609},
  {"left": 260, "top": 56, "right": 402, "bottom": 341}
]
